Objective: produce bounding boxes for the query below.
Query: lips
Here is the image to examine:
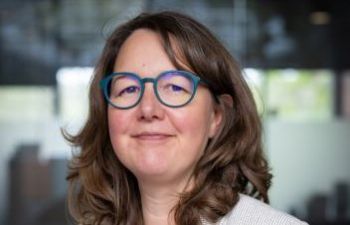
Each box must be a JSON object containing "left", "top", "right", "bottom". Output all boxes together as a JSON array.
[{"left": 131, "top": 132, "right": 174, "bottom": 140}]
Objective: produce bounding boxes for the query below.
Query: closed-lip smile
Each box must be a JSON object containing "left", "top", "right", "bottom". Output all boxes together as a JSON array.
[{"left": 131, "top": 132, "right": 174, "bottom": 140}]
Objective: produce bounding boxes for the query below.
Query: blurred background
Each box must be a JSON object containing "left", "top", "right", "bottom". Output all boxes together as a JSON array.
[{"left": 0, "top": 0, "right": 350, "bottom": 224}]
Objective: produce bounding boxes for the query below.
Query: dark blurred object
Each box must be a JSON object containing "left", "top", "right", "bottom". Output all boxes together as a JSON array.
[
  {"left": 335, "top": 182, "right": 349, "bottom": 222},
  {"left": 307, "top": 194, "right": 328, "bottom": 223},
  {"left": 303, "top": 181, "right": 350, "bottom": 225},
  {"left": 6, "top": 144, "right": 69, "bottom": 225},
  {"left": 33, "top": 198, "right": 72, "bottom": 225}
]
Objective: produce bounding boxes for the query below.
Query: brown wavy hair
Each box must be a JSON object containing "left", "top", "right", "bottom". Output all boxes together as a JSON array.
[{"left": 64, "top": 11, "right": 272, "bottom": 225}]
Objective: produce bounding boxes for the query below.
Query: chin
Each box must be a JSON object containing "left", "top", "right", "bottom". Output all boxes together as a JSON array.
[
  {"left": 133, "top": 170, "right": 174, "bottom": 184},
  {"left": 134, "top": 163, "right": 170, "bottom": 178}
]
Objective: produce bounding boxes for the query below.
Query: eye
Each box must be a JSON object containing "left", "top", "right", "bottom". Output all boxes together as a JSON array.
[
  {"left": 170, "top": 84, "right": 185, "bottom": 92},
  {"left": 162, "top": 83, "right": 190, "bottom": 94},
  {"left": 119, "top": 86, "right": 140, "bottom": 95}
]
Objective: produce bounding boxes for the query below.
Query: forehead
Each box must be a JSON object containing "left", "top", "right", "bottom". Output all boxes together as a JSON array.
[
  {"left": 113, "top": 29, "right": 191, "bottom": 75},
  {"left": 113, "top": 29, "right": 172, "bottom": 75}
]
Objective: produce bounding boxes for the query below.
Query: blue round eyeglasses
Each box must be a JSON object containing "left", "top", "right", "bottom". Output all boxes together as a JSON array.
[{"left": 100, "top": 70, "right": 213, "bottom": 109}]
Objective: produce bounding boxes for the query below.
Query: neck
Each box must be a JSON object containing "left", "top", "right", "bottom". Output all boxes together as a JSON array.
[{"left": 138, "top": 178, "right": 192, "bottom": 225}]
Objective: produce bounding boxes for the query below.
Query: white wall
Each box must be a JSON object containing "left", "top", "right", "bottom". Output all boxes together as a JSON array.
[{"left": 266, "top": 119, "right": 350, "bottom": 217}]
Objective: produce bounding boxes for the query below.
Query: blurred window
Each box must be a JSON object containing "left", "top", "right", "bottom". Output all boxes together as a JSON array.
[
  {"left": 244, "top": 69, "right": 334, "bottom": 120},
  {"left": 0, "top": 86, "right": 54, "bottom": 122},
  {"left": 56, "top": 67, "right": 93, "bottom": 126}
]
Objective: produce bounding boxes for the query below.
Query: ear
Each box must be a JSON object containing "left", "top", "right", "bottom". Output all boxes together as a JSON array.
[{"left": 208, "top": 94, "right": 233, "bottom": 138}]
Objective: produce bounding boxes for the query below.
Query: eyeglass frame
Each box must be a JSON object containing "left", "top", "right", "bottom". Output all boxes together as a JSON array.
[{"left": 100, "top": 70, "right": 218, "bottom": 109}]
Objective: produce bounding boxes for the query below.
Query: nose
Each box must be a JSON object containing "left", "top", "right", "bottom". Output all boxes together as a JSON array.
[{"left": 137, "top": 83, "right": 165, "bottom": 121}]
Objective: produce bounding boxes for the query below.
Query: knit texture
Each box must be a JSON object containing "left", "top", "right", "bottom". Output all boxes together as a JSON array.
[{"left": 202, "top": 194, "right": 308, "bottom": 225}]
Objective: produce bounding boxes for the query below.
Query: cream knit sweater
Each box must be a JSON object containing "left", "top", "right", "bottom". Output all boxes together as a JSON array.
[{"left": 202, "top": 194, "right": 309, "bottom": 225}]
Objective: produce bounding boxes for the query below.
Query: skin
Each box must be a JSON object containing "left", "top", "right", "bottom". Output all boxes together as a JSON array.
[{"left": 108, "top": 29, "right": 223, "bottom": 225}]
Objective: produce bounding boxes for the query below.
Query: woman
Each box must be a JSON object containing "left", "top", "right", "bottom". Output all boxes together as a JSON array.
[{"left": 65, "top": 11, "right": 307, "bottom": 225}]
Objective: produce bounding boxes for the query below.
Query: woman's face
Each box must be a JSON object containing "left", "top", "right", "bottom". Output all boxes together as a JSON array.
[{"left": 108, "top": 29, "right": 222, "bottom": 185}]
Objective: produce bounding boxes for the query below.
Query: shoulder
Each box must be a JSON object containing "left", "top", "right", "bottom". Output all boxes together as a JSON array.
[{"left": 218, "top": 194, "right": 309, "bottom": 225}]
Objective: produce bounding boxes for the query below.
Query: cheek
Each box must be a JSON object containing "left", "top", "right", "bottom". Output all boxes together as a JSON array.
[
  {"left": 169, "top": 106, "right": 213, "bottom": 139},
  {"left": 107, "top": 108, "right": 129, "bottom": 143},
  {"left": 108, "top": 109, "right": 119, "bottom": 134},
  {"left": 107, "top": 109, "right": 135, "bottom": 168}
]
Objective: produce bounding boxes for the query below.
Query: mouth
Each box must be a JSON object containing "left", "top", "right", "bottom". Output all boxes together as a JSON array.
[{"left": 131, "top": 132, "right": 175, "bottom": 141}]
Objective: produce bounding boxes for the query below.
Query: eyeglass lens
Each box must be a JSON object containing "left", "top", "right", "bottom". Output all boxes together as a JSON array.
[{"left": 107, "top": 71, "right": 195, "bottom": 108}]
